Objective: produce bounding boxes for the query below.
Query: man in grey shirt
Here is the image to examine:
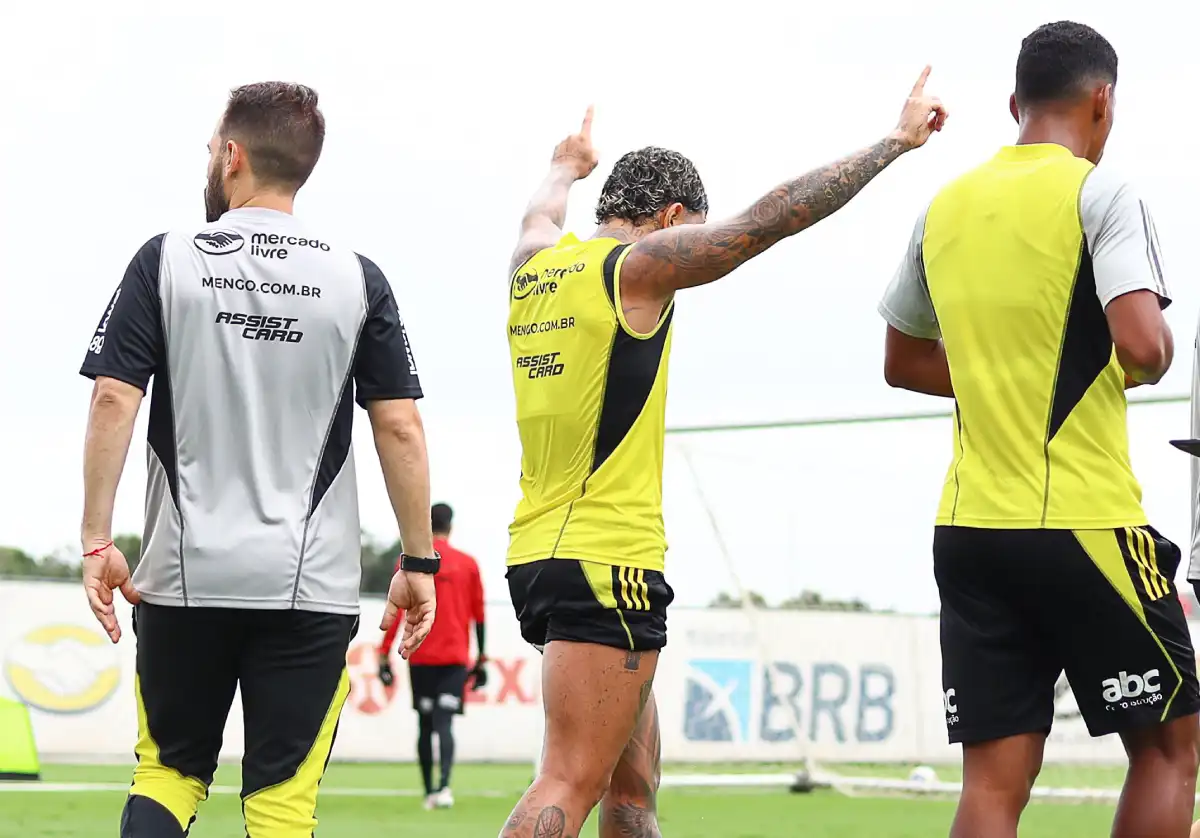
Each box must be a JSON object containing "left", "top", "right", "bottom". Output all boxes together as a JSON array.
[{"left": 79, "top": 82, "right": 438, "bottom": 838}]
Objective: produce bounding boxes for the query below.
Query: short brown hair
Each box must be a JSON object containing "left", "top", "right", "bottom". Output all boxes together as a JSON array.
[{"left": 221, "top": 82, "right": 325, "bottom": 191}]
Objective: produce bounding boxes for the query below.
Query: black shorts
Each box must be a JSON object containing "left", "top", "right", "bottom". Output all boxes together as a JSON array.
[
  {"left": 126, "top": 603, "right": 357, "bottom": 833},
  {"left": 935, "top": 525, "right": 1200, "bottom": 744},
  {"left": 507, "top": 559, "right": 673, "bottom": 652},
  {"left": 409, "top": 664, "right": 468, "bottom": 715}
]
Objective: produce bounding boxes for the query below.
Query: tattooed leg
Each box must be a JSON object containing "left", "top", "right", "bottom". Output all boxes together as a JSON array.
[
  {"left": 499, "top": 642, "right": 658, "bottom": 838},
  {"left": 600, "top": 688, "right": 662, "bottom": 838}
]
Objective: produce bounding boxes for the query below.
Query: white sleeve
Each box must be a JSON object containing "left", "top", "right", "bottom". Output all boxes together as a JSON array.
[
  {"left": 878, "top": 206, "right": 940, "bottom": 340},
  {"left": 1080, "top": 167, "right": 1171, "bottom": 310}
]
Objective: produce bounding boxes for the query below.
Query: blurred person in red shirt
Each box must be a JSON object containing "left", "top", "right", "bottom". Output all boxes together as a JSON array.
[{"left": 378, "top": 503, "right": 486, "bottom": 809}]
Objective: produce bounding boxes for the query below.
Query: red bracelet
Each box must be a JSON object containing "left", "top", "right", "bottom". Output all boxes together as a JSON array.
[{"left": 83, "top": 541, "right": 113, "bottom": 558}]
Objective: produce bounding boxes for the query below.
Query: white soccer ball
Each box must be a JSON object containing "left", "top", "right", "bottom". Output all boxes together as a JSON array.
[{"left": 908, "top": 765, "right": 939, "bottom": 785}]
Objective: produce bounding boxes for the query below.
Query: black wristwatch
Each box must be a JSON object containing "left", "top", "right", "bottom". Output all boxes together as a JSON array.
[{"left": 400, "top": 552, "right": 441, "bottom": 575}]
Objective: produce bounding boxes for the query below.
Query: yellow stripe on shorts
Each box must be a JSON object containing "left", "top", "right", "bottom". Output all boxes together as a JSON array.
[
  {"left": 1141, "top": 528, "right": 1169, "bottom": 599},
  {"left": 1125, "top": 528, "right": 1158, "bottom": 601},
  {"left": 619, "top": 566, "right": 633, "bottom": 610},
  {"left": 1127, "top": 527, "right": 1168, "bottom": 601},
  {"left": 619, "top": 568, "right": 650, "bottom": 611}
]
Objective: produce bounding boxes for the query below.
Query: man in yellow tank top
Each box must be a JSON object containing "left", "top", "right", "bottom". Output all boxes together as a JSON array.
[
  {"left": 499, "top": 75, "right": 949, "bottom": 838},
  {"left": 880, "top": 22, "right": 1200, "bottom": 838}
]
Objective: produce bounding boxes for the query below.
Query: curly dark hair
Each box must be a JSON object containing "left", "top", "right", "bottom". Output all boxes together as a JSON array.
[
  {"left": 595, "top": 147, "right": 708, "bottom": 224},
  {"left": 1015, "top": 21, "right": 1117, "bottom": 106}
]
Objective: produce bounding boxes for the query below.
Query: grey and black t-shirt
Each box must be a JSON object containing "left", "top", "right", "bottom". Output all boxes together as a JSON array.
[
  {"left": 880, "top": 164, "right": 1171, "bottom": 339},
  {"left": 80, "top": 207, "right": 422, "bottom": 614}
]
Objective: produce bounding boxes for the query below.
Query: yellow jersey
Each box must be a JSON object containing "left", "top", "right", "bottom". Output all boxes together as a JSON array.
[
  {"left": 879, "top": 144, "right": 1170, "bottom": 529},
  {"left": 506, "top": 235, "right": 674, "bottom": 570}
]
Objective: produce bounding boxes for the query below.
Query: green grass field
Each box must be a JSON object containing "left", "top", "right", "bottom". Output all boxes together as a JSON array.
[{"left": 0, "top": 761, "right": 1141, "bottom": 838}]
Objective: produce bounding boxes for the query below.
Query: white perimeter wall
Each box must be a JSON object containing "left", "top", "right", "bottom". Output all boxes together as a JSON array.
[{"left": 7, "top": 580, "right": 1193, "bottom": 766}]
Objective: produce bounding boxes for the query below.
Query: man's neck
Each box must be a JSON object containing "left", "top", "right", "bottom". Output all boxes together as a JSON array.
[
  {"left": 593, "top": 220, "right": 657, "bottom": 244},
  {"left": 433, "top": 533, "right": 449, "bottom": 543},
  {"left": 1015, "top": 115, "right": 1090, "bottom": 160},
  {"left": 230, "top": 189, "right": 295, "bottom": 216}
]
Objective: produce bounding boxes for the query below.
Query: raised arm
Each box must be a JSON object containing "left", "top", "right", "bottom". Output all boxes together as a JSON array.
[
  {"left": 619, "top": 67, "right": 948, "bottom": 299},
  {"left": 509, "top": 107, "right": 600, "bottom": 276}
]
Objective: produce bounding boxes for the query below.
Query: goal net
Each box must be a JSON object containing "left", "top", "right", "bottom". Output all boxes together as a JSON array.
[{"left": 645, "top": 396, "right": 1194, "bottom": 803}]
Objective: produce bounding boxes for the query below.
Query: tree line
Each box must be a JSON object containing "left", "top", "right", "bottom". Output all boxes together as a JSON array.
[
  {"left": 0, "top": 534, "right": 404, "bottom": 595},
  {"left": 0, "top": 538, "right": 883, "bottom": 612},
  {"left": 707, "top": 590, "right": 877, "bottom": 612}
]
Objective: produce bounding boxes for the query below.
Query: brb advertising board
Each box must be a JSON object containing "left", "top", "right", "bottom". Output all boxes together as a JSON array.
[
  {"left": 0, "top": 579, "right": 1193, "bottom": 764},
  {"left": 658, "top": 610, "right": 947, "bottom": 764}
]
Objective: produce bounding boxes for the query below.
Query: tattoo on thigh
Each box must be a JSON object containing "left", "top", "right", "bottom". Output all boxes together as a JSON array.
[
  {"left": 624, "top": 651, "right": 642, "bottom": 671},
  {"left": 533, "top": 806, "right": 568, "bottom": 838},
  {"left": 638, "top": 679, "right": 653, "bottom": 712}
]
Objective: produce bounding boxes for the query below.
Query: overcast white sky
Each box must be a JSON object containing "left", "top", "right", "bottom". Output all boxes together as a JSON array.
[{"left": 3, "top": 1, "right": 1199, "bottom": 614}]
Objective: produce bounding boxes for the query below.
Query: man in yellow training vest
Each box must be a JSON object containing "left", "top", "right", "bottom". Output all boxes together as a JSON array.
[
  {"left": 500, "top": 72, "right": 948, "bottom": 838},
  {"left": 881, "top": 21, "right": 1200, "bottom": 838}
]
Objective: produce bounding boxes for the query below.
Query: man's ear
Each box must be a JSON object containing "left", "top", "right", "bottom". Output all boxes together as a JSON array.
[
  {"left": 1009, "top": 93, "right": 1020, "bottom": 124},
  {"left": 1095, "top": 83, "right": 1114, "bottom": 123},
  {"left": 225, "top": 140, "right": 244, "bottom": 177},
  {"left": 661, "top": 202, "right": 687, "bottom": 228}
]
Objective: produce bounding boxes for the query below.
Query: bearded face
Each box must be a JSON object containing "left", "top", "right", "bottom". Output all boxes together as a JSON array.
[{"left": 204, "top": 150, "right": 231, "bottom": 224}]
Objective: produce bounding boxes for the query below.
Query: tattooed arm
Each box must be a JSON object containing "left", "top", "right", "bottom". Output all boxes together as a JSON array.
[
  {"left": 621, "top": 136, "right": 909, "bottom": 293},
  {"left": 510, "top": 165, "right": 579, "bottom": 276},
  {"left": 620, "top": 67, "right": 948, "bottom": 301},
  {"left": 510, "top": 107, "right": 600, "bottom": 276}
]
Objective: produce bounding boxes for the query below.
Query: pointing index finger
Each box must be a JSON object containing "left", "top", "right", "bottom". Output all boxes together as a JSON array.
[
  {"left": 910, "top": 65, "right": 932, "bottom": 96},
  {"left": 581, "top": 105, "right": 594, "bottom": 139}
]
